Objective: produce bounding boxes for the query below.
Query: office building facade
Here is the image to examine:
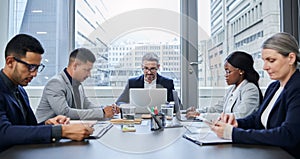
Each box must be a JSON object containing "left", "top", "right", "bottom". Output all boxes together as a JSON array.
[{"left": 207, "top": 0, "right": 280, "bottom": 87}]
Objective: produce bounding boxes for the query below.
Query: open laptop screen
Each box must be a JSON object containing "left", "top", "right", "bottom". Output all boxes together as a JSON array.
[{"left": 129, "top": 88, "right": 167, "bottom": 113}]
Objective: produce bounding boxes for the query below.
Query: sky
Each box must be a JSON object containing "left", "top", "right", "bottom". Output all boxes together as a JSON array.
[{"left": 101, "top": 0, "right": 211, "bottom": 43}]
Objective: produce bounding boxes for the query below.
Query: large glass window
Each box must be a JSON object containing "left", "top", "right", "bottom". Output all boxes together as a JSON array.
[
  {"left": 75, "top": 0, "right": 181, "bottom": 87},
  {"left": 5, "top": 0, "right": 281, "bottom": 107},
  {"left": 197, "top": 0, "right": 280, "bottom": 107},
  {"left": 8, "top": 0, "right": 70, "bottom": 86}
]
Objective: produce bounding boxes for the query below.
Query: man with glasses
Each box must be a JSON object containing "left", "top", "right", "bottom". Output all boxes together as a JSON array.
[
  {"left": 36, "top": 48, "right": 119, "bottom": 123},
  {"left": 116, "top": 52, "right": 175, "bottom": 105},
  {"left": 0, "top": 34, "right": 94, "bottom": 152}
]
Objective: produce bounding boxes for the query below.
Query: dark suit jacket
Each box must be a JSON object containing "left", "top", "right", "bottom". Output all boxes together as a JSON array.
[
  {"left": 116, "top": 74, "right": 175, "bottom": 105},
  {"left": 0, "top": 78, "right": 52, "bottom": 152},
  {"left": 233, "top": 70, "right": 300, "bottom": 158}
]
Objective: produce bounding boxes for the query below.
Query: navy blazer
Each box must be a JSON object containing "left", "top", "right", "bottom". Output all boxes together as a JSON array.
[
  {"left": 233, "top": 70, "right": 300, "bottom": 158},
  {"left": 0, "top": 78, "right": 52, "bottom": 152},
  {"left": 116, "top": 74, "right": 175, "bottom": 105}
]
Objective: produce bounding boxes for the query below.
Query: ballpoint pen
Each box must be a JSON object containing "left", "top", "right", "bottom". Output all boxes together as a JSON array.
[
  {"left": 96, "top": 123, "right": 113, "bottom": 138},
  {"left": 147, "top": 107, "right": 154, "bottom": 115}
]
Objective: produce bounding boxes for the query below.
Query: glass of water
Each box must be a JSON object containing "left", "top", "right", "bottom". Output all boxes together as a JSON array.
[
  {"left": 161, "top": 104, "right": 174, "bottom": 120},
  {"left": 120, "top": 104, "right": 136, "bottom": 124}
]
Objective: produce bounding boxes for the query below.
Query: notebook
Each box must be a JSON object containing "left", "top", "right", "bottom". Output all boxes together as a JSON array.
[
  {"left": 183, "top": 131, "right": 232, "bottom": 145},
  {"left": 129, "top": 88, "right": 167, "bottom": 113},
  {"left": 89, "top": 122, "right": 113, "bottom": 139}
]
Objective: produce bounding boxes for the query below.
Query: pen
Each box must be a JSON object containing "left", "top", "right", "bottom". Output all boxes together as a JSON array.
[
  {"left": 182, "top": 134, "right": 202, "bottom": 145},
  {"left": 154, "top": 106, "right": 158, "bottom": 115},
  {"left": 98, "top": 123, "right": 113, "bottom": 138},
  {"left": 147, "top": 107, "right": 153, "bottom": 115}
]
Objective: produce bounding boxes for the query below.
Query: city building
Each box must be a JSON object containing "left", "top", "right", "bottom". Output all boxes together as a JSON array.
[{"left": 207, "top": 0, "right": 280, "bottom": 87}]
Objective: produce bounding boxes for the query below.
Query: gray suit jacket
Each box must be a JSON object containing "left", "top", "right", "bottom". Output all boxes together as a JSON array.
[
  {"left": 36, "top": 71, "right": 104, "bottom": 122},
  {"left": 201, "top": 80, "right": 261, "bottom": 118}
]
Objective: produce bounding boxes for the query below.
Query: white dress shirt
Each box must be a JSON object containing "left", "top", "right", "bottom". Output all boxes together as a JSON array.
[
  {"left": 223, "top": 80, "right": 246, "bottom": 113},
  {"left": 261, "top": 86, "right": 283, "bottom": 128},
  {"left": 144, "top": 78, "right": 157, "bottom": 88}
]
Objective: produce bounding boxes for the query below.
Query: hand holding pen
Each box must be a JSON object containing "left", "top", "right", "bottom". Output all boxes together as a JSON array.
[
  {"left": 112, "top": 104, "right": 120, "bottom": 114},
  {"left": 210, "top": 112, "right": 237, "bottom": 139},
  {"left": 219, "top": 112, "right": 238, "bottom": 127},
  {"left": 104, "top": 104, "right": 120, "bottom": 118}
]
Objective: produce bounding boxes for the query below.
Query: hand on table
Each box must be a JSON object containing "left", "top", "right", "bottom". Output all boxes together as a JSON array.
[
  {"left": 185, "top": 106, "right": 200, "bottom": 118},
  {"left": 45, "top": 115, "right": 70, "bottom": 125},
  {"left": 103, "top": 104, "right": 120, "bottom": 118},
  {"left": 61, "top": 123, "right": 94, "bottom": 141}
]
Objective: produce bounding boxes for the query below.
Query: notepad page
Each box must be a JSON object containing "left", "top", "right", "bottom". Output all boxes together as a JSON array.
[{"left": 183, "top": 131, "right": 232, "bottom": 145}]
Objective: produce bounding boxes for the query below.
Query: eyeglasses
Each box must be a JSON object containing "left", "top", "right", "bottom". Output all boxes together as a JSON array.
[
  {"left": 142, "top": 67, "right": 158, "bottom": 72},
  {"left": 13, "top": 57, "right": 45, "bottom": 73},
  {"left": 225, "top": 68, "right": 238, "bottom": 75}
]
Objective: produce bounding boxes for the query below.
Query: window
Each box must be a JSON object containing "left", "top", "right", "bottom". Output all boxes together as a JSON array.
[
  {"left": 2, "top": 0, "right": 285, "bottom": 108},
  {"left": 75, "top": 0, "right": 180, "bottom": 87},
  {"left": 198, "top": 0, "right": 280, "bottom": 107},
  {"left": 7, "top": 0, "right": 71, "bottom": 86}
]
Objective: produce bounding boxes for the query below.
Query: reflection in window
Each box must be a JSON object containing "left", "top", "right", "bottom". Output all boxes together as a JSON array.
[
  {"left": 75, "top": 0, "right": 181, "bottom": 87},
  {"left": 9, "top": 0, "right": 70, "bottom": 86},
  {"left": 201, "top": 0, "right": 279, "bottom": 88}
]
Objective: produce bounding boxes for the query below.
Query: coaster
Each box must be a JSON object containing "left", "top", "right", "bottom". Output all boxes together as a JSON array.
[
  {"left": 110, "top": 118, "right": 142, "bottom": 124},
  {"left": 122, "top": 125, "right": 136, "bottom": 132},
  {"left": 141, "top": 114, "right": 151, "bottom": 119}
]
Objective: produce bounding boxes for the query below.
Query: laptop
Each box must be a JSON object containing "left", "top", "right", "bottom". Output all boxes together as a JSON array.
[
  {"left": 173, "top": 90, "right": 201, "bottom": 122},
  {"left": 129, "top": 88, "right": 167, "bottom": 114}
]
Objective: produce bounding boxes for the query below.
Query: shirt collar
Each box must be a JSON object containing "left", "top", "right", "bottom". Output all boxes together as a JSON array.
[
  {"left": 0, "top": 69, "right": 18, "bottom": 92},
  {"left": 231, "top": 79, "right": 246, "bottom": 95},
  {"left": 144, "top": 78, "right": 157, "bottom": 88},
  {"left": 64, "top": 68, "right": 81, "bottom": 87}
]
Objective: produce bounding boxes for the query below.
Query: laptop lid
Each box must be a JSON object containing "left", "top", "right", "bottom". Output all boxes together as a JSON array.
[
  {"left": 173, "top": 90, "right": 200, "bottom": 122},
  {"left": 129, "top": 88, "right": 167, "bottom": 113},
  {"left": 172, "top": 90, "right": 182, "bottom": 120}
]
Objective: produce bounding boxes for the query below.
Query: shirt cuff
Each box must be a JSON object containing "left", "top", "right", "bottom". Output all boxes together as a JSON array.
[
  {"left": 51, "top": 125, "right": 62, "bottom": 142},
  {"left": 223, "top": 124, "right": 233, "bottom": 140}
]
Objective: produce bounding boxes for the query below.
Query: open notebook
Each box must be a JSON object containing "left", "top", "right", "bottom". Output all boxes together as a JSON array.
[
  {"left": 183, "top": 131, "right": 232, "bottom": 145},
  {"left": 70, "top": 120, "right": 112, "bottom": 139}
]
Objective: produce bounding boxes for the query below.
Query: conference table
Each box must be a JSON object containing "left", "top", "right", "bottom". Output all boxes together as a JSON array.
[{"left": 0, "top": 119, "right": 294, "bottom": 159}]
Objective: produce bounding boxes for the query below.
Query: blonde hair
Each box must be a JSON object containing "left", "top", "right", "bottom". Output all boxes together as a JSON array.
[{"left": 262, "top": 32, "right": 300, "bottom": 67}]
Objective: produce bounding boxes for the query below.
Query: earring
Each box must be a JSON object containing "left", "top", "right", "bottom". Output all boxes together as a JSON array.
[{"left": 240, "top": 73, "right": 243, "bottom": 75}]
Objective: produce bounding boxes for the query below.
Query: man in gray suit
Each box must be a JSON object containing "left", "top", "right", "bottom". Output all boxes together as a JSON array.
[{"left": 36, "top": 48, "right": 119, "bottom": 122}]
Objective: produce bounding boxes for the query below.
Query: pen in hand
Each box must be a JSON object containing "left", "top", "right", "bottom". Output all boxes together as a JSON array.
[{"left": 196, "top": 116, "right": 213, "bottom": 126}]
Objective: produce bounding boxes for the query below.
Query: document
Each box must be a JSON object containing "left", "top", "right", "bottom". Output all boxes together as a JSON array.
[
  {"left": 183, "top": 131, "right": 232, "bottom": 145},
  {"left": 70, "top": 120, "right": 97, "bottom": 125}
]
